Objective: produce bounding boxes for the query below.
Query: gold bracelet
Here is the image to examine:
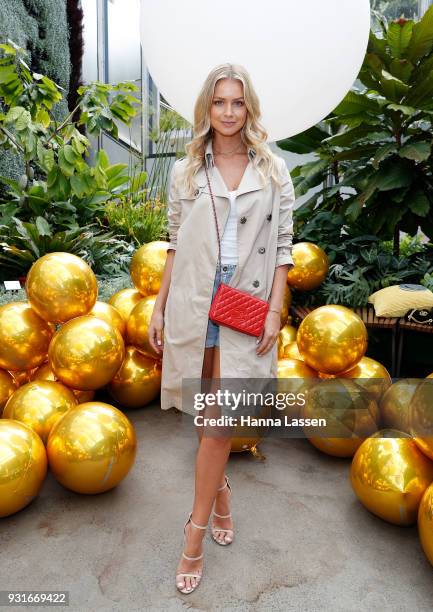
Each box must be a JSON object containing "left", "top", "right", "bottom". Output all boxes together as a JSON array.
[{"left": 269, "top": 308, "right": 280, "bottom": 314}]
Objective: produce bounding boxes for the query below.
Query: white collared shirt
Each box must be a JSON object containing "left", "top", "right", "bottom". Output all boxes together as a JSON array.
[{"left": 220, "top": 190, "right": 238, "bottom": 265}]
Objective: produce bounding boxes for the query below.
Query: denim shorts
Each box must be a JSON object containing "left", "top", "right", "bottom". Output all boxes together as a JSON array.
[{"left": 205, "top": 263, "right": 237, "bottom": 348}]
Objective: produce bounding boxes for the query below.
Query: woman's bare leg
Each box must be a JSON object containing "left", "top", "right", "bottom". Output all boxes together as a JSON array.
[
  {"left": 200, "top": 346, "right": 233, "bottom": 543},
  {"left": 176, "top": 346, "right": 232, "bottom": 591}
]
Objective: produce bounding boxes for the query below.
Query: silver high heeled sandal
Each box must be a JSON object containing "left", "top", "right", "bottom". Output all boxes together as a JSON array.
[
  {"left": 211, "top": 475, "right": 234, "bottom": 546},
  {"left": 176, "top": 512, "right": 208, "bottom": 594}
]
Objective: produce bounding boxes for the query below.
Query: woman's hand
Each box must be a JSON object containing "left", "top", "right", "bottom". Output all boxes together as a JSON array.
[
  {"left": 256, "top": 311, "right": 280, "bottom": 356},
  {"left": 148, "top": 309, "right": 165, "bottom": 356}
]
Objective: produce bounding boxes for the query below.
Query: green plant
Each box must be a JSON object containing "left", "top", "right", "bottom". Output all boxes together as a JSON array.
[
  {"left": 104, "top": 196, "right": 167, "bottom": 246},
  {"left": 0, "top": 40, "right": 144, "bottom": 274},
  {"left": 280, "top": 6, "right": 433, "bottom": 255},
  {"left": 293, "top": 233, "right": 433, "bottom": 308},
  {"left": 0, "top": 216, "right": 134, "bottom": 280}
]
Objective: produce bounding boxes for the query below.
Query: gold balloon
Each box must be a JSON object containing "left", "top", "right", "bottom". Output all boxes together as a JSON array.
[
  {"left": 31, "top": 362, "right": 95, "bottom": 403},
  {"left": 47, "top": 401, "right": 137, "bottom": 494},
  {"left": 127, "top": 295, "right": 160, "bottom": 359},
  {"left": 32, "top": 362, "right": 57, "bottom": 381},
  {"left": 277, "top": 358, "right": 318, "bottom": 419},
  {"left": 277, "top": 325, "right": 298, "bottom": 359},
  {"left": 72, "top": 389, "right": 95, "bottom": 403},
  {"left": 410, "top": 378, "right": 433, "bottom": 461},
  {"left": 380, "top": 379, "right": 420, "bottom": 434},
  {"left": 108, "top": 288, "right": 143, "bottom": 322},
  {"left": 302, "top": 379, "right": 379, "bottom": 457},
  {"left": 231, "top": 437, "right": 261, "bottom": 453},
  {"left": 3, "top": 380, "right": 77, "bottom": 444},
  {"left": 283, "top": 341, "right": 303, "bottom": 361},
  {"left": 0, "top": 419, "right": 47, "bottom": 518},
  {"left": 49, "top": 316, "right": 125, "bottom": 391},
  {"left": 229, "top": 402, "right": 271, "bottom": 453},
  {"left": 0, "top": 302, "right": 53, "bottom": 371},
  {"left": 89, "top": 301, "right": 126, "bottom": 338},
  {"left": 286, "top": 242, "right": 329, "bottom": 291},
  {"left": 130, "top": 241, "right": 169, "bottom": 297},
  {"left": 0, "top": 370, "right": 17, "bottom": 413},
  {"left": 297, "top": 305, "right": 367, "bottom": 374},
  {"left": 350, "top": 430, "right": 433, "bottom": 525},
  {"left": 25, "top": 252, "right": 98, "bottom": 323},
  {"left": 108, "top": 346, "right": 161, "bottom": 408},
  {"left": 9, "top": 367, "right": 39, "bottom": 386},
  {"left": 280, "top": 284, "right": 292, "bottom": 328},
  {"left": 418, "top": 483, "right": 433, "bottom": 567},
  {"left": 340, "top": 356, "right": 392, "bottom": 403}
]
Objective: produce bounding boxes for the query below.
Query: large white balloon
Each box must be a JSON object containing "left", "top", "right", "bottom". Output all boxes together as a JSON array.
[{"left": 140, "top": 0, "right": 371, "bottom": 141}]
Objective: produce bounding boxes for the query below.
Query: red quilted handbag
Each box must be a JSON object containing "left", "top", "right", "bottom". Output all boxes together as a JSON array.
[{"left": 205, "top": 163, "right": 269, "bottom": 337}]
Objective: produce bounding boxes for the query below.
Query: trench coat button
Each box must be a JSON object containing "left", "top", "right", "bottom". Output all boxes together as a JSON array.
[
  {"left": 240, "top": 216, "right": 247, "bottom": 224},
  {"left": 266, "top": 213, "right": 272, "bottom": 221},
  {"left": 222, "top": 265, "right": 228, "bottom": 271},
  {"left": 252, "top": 280, "right": 260, "bottom": 287},
  {"left": 194, "top": 188, "right": 200, "bottom": 196},
  {"left": 258, "top": 247, "right": 265, "bottom": 254}
]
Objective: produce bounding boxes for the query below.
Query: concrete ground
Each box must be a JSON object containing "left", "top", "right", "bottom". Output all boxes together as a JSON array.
[{"left": 1, "top": 401, "right": 433, "bottom": 612}]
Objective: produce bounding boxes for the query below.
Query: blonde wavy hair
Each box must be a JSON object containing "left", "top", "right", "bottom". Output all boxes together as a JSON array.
[{"left": 174, "top": 63, "right": 284, "bottom": 197}]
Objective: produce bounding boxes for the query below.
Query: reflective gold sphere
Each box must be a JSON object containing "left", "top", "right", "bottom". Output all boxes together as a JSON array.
[
  {"left": 127, "top": 295, "right": 160, "bottom": 360},
  {"left": 108, "top": 288, "right": 143, "bottom": 321},
  {"left": 3, "top": 380, "right": 77, "bottom": 444},
  {"left": 297, "top": 305, "right": 367, "bottom": 374},
  {"left": 0, "top": 302, "right": 53, "bottom": 371},
  {"left": 418, "top": 483, "right": 433, "bottom": 567},
  {"left": 72, "top": 389, "right": 95, "bottom": 403},
  {"left": 0, "top": 419, "right": 47, "bottom": 517},
  {"left": 108, "top": 346, "right": 162, "bottom": 408},
  {"left": 277, "top": 325, "right": 298, "bottom": 359},
  {"left": 410, "top": 378, "right": 433, "bottom": 461},
  {"left": 9, "top": 368, "right": 38, "bottom": 387},
  {"left": 302, "top": 379, "right": 379, "bottom": 457},
  {"left": 230, "top": 437, "right": 261, "bottom": 453},
  {"left": 380, "top": 379, "right": 420, "bottom": 434},
  {"left": 277, "top": 358, "right": 318, "bottom": 419},
  {"left": 130, "top": 241, "right": 169, "bottom": 297},
  {"left": 286, "top": 242, "right": 329, "bottom": 291},
  {"left": 32, "top": 362, "right": 57, "bottom": 382},
  {"left": 0, "top": 370, "right": 18, "bottom": 413},
  {"left": 26, "top": 252, "right": 98, "bottom": 323},
  {"left": 280, "top": 284, "right": 292, "bottom": 328},
  {"left": 47, "top": 401, "right": 137, "bottom": 494},
  {"left": 49, "top": 316, "right": 125, "bottom": 391},
  {"left": 283, "top": 341, "right": 303, "bottom": 361},
  {"left": 89, "top": 301, "right": 126, "bottom": 338},
  {"left": 350, "top": 430, "right": 433, "bottom": 525},
  {"left": 31, "top": 362, "right": 95, "bottom": 403},
  {"left": 340, "top": 356, "right": 392, "bottom": 403}
]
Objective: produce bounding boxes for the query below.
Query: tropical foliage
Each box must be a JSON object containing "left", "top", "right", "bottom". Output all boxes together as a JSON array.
[
  {"left": 279, "top": 6, "right": 433, "bottom": 255},
  {"left": 0, "top": 40, "right": 141, "bottom": 277}
]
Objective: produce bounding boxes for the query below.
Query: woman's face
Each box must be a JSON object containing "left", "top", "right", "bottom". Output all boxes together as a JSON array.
[{"left": 210, "top": 78, "right": 247, "bottom": 137}]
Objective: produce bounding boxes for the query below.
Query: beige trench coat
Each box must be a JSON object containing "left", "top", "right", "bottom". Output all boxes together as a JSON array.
[{"left": 160, "top": 139, "right": 295, "bottom": 414}]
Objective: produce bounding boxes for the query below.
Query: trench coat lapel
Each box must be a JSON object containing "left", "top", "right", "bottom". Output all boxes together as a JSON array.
[{"left": 196, "top": 138, "right": 263, "bottom": 198}]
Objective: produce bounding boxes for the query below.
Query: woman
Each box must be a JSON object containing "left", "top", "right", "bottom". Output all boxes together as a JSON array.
[{"left": 148, "top": 63, "right": 295, "bottom": 594}]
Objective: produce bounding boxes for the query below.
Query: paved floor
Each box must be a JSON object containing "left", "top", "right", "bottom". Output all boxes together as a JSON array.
[{"left": 1, "top": 401, "right": 432, "bottom": 612}]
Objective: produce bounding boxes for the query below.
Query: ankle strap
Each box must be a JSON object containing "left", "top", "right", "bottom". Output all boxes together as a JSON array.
[
  {"left": 217, "top": 475, "right": 231, "bottom": 492},
  {"left": 182, "top": 551, "right": 204, "bottom": 562},
  {"left": 187, "top": 512, "right": 208, "bottom": 531}
]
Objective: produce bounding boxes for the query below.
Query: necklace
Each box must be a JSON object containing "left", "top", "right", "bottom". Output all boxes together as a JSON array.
[{"left": 213, "top": 141, "right": 245, "bottom": 157}]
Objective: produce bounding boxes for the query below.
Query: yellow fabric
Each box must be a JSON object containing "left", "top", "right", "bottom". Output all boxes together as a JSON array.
[{"left": 368, "top": 284, "right": 433, "bottom": 317}]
